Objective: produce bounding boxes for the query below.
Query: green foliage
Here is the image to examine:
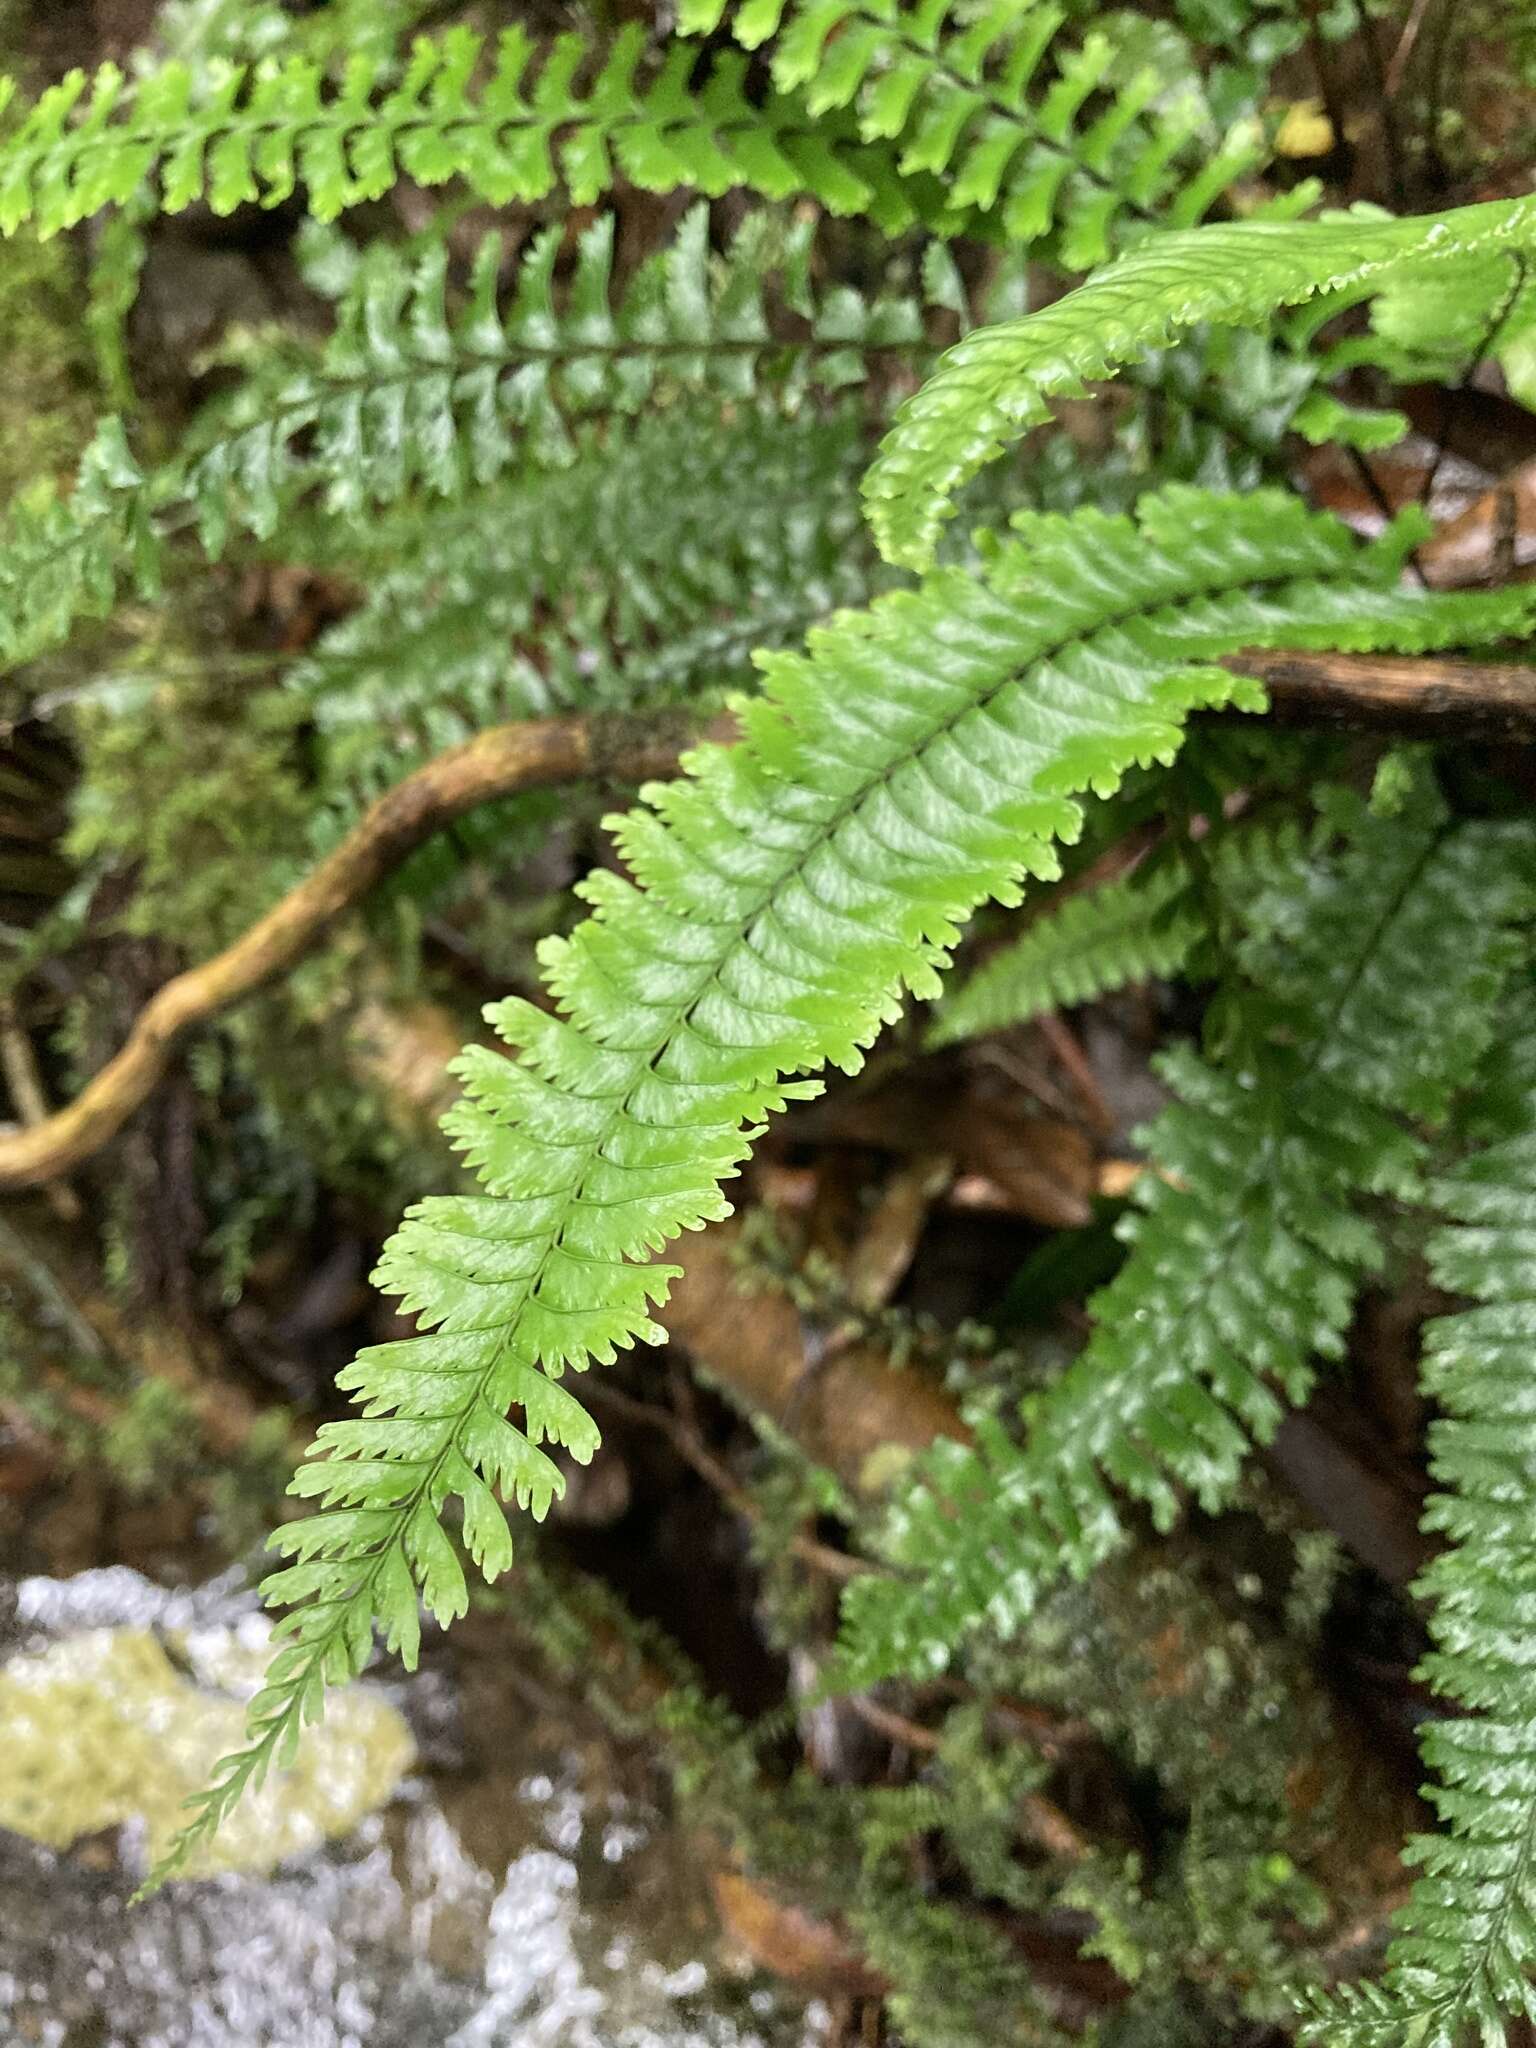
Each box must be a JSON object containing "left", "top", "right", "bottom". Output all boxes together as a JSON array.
[
  {"left": 0, "top": 21, "right": 935, "bottom": 239},
  {"left": 150, "top": 487, "right": 1536, "bottom": 1885},
  {"left": 678, "top": 0, "right": 1279, "bottom": 268},
  {"left": 841, "top": 787, "right": 1536, "bottom": 1680},
  {"left": 1300, "top": 1036, "right": 1536, "bottom": 2046},
  {"left": 0, "top": 205, "right": 930, "bottom": 668},
  {"left": 5, "top": 1, "right": 1536, "bottom": 2025},
  {"left": 926, "top": 850, "right": 1201, "bottom": 1048},
  {"left": 865, "top": 193, "right": 1536, "bottom": 567},
  {"left": 289, "top": 400, "right": 885, "bottom": 821}
]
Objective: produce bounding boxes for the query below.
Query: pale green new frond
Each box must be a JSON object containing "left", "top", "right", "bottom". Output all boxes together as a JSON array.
[
  {"left": 0, "top": 23, "right": 932, "bottom": 240},
  {"left": 0, "top": 208, "right": 928, "bottom": 668},
  {"left": 679, "top": 0, "right": 1279, "bottom": 269},
  {"left": 153, "top": 485, "right": 1526, "bottom": 1886},
  {"left": 863, "top": 193, "right": 1536, "bottom": 567},
  {"left": 926, "top": 854, "right": 1200, "bottom": 1049},
  {"left": 1300, "top": 1035, "right": 1536, "bottom": 2048},
  {"left": 841, "top": 791, "right": 1536, "bottom": 1681}
]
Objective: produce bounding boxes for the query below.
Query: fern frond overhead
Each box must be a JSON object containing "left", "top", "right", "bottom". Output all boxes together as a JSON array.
[
  {"left": 149, "top": 486, "right": 1536, "bottom": 1885},
  {"left": 0, "top": 208, "right": 929, "bottom": 668},
  {"left": 864, "top": 193, "right": 1536, "bottom": 567},
  {"left": 0, "top": 22, "right": 940, "bottom": 240},
  {"left": 1299, "top": 1037, "right": 1536, "bottom": 2047},
  {"left": 841, "top": 790, "right": 1536, "bottom": 1682},
  {"left": 925, "top": 852, "right": 1200, "bottom": 1050},
  {"left": 678, "top": 0, "right": 1282, "bottom": 270}
]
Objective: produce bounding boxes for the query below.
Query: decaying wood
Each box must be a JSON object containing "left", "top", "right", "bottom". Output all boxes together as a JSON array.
[
  {"left": 661, "top": 1225, "right": 971, "bottom": 1495},
  {"left": 1233, "top": 646, "right": 1536, "bottom": 737},
  {"left": 0, "top": 712, "right": 691, "bottom": 1190}
]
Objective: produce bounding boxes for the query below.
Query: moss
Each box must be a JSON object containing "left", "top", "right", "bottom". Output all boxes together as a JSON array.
[{"left": 0, "top": 1624, "right": 413, "bottom": 1875}]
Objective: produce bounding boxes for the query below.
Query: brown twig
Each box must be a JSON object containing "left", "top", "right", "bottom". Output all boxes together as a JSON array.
[
  {"left": 1385, "top": 0, "right": 1434, "bottom": 96},
  {"left": 0, "top": 998, "right": 81, "bottom": 1218},
  {"left": 844, "top": 1694, "right": 1093, "bottom": 1861},
  {"left": 1232, "top": 647, "right": 1536, "bottom": 738},
  {"left": 0, "top": 712, "right": 692, "bottom": 1191}
]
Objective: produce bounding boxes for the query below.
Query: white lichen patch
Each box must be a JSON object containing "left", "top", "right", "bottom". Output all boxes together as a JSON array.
[{"left": 0, "top": 1624, "right": 414, "bottom": 1875}]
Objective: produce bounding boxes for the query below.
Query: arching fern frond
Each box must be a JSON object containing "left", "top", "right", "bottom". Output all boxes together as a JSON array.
[
  {"left": 0, "top": 22, "right": 935, "bottom": 239},
  {"left": 864, "top": 192, "right": 1536, "bottom": 568},
  {"left": 925, "top": 852, "right": 1200, "bottom": 1049},
  {"left": 841, "top": 789, "right": 1536, "bottom": 1680},
  {"left": 0, "top": 208, "right": 928, "bottom": 667},
  {"left": 1300, "top": 1031, "right": 1536, "bottom": 2047},
  {"left": 678, "top": 0, "right": 1279, "bottom": 270},
  {"left": 150, "top": 486, "right": 1536, "bottom": 1886}
]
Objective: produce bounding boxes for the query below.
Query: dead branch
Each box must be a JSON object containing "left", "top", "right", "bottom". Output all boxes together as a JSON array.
[
  {"left": 0, "top": 711, "right": 692, "bottom": 1191},
  {"left": 1233, "top": 647, "right": 1536, "bottom": 738}
]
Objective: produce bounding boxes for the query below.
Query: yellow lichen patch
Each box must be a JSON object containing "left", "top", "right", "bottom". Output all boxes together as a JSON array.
[{"left": 0, "top": 1626, "right": 414, "bottom": 1875}]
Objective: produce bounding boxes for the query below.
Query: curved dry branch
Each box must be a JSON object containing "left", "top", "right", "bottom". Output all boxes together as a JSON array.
[{"left": 0, "top": 711, "right": 692, "bottom": 1190}]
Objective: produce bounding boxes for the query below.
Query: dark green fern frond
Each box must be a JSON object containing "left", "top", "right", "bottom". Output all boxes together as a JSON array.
[
  {"left": 926, "top": 853, "right": 1200, "bottom": 1049},
  {"left": 0, "top": 22, "right": 935, "bottom": 240},
  {"left": 678, "top": 0, "right": 1284, "bottom": 269},
  {"left": 842, "top": 791, "right": 1536, "bottom": 1680},
  {"left": 0, "top": 208, "right": 928, "bottom": 667},
  {"left": 864, "top": 192, "right": 1536, "bottom": 567},
  {"left": 150, "top": 486, "right": 1536, "bottom": 1886},
  {"left": 1300, "top": 1035, "right": 1536, "bottom": 2047},
  {"left": 290, "top": 402, "right": 884, "bottom": 816}
]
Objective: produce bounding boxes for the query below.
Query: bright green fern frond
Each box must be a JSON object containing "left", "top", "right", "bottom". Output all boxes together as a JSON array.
[
  {"left": 1299, "top": 1036, "right": 1536, "bottom": 2047},
  {"left": 0, "top": 23, "right": 934, "bottom": 239},
  {"left": 842, "top": 791, "right": 1536, "bottom": 1680},
  {"left": 679, "top": 0, "right": 1275, "bottom": 269},
  {"left": 0, "top": 208, "right": 928, "bottom": 667},
  {"left": 926, "top": 852, "right": 1200, "bottom": 1049},
  {"left": 150, "top": 486, "right": 1536, "bottom": 1886},
  {"left": 864, "top": 192, "right": 1536, "bottom": 567}
]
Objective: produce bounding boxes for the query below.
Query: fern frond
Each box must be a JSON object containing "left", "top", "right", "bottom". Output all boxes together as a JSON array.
[
  {"left": 0, "top": 208, "right": 927, "bottom": 667},
  {"left": 291, "top": 402, "right": 883, "bottom": 813},
  {"left": 151, "top": 487, "right": 1536, "bottom": 1886},
  {"left": 842, "top": 791, "right": 1536, "bottom": 1680},
  {"left": 679, "top": 0, "right": 1276, "bottom": 270},
  {"left": 926, "top": 853, "right": 1200, "bottom": 1049},
  {"left": 0, "top": 23, "right": 936, "bottom": 239},
  {"left": 1300, "top": 1038, "right": 1536, "bottom": 2047},
  {"left": 863, "top": 193, "right": 1536, "bottom": 567}
]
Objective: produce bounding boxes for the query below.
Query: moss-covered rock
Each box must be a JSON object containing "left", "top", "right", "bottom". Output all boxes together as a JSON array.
[{"left": 0, "top": 1623, "right": 414, "bottom": 1875}]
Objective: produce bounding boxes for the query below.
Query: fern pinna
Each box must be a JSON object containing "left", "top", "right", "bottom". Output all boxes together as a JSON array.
[
  {"left": 677, "top": 0, "right": 1285, "bottom": 267},
  {"left": 1300, "top": 1037, "right": 1536, "bottom": 2047},
  {"left": 152, "top": 487, "right": 1536, "bottom": 1879}
]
